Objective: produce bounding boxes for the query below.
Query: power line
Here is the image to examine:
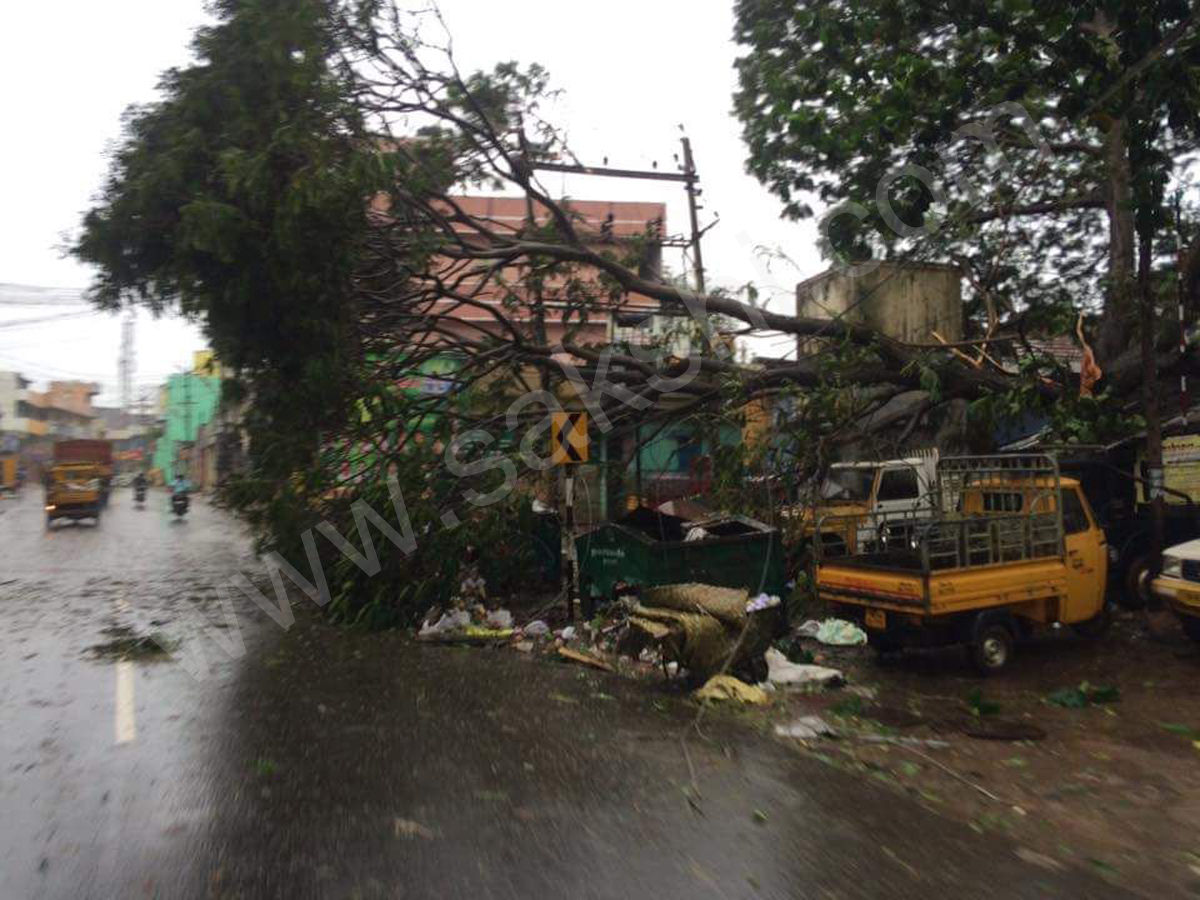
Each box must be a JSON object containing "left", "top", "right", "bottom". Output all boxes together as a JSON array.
[
  {"left": 0, "top": 310, "right": 102, "bottom": 330},
  {"left": 118, "top": 314, "right": 135, "bottom": 411},
  {"left": 0, "top": 283, "right": 89, "bottom": 306}
]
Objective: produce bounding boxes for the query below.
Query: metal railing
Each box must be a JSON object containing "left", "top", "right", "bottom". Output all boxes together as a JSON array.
[{"left": 814, "top": 454, "right": 1067, "bottom": 573}]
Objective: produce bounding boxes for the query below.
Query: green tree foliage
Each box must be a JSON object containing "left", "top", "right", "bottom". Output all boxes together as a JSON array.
[
  {"left": 73, "top": 0, "right": 383, "bottom": 477},
  {"left": 733, "top": 1, "right": 1200, "bottom": 355}
]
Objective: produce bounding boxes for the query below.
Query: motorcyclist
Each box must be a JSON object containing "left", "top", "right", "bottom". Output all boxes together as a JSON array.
[
  {"left": 134, "top": 472, "right": 148, "bottom": 492},
  {"left": 171, "top": 474, "right": 192, "bottom": 497}
]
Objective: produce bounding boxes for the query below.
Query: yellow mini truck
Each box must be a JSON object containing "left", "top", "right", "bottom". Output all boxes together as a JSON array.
[
  {"left": 45, "top": 462, "right": 104, "bottom": 528},
  {"left": 816, "top": 455, "right": 1109, "bottom": 674},
  {"left": 1150, "top": 540, "right": 1200, "bottom": 641}
]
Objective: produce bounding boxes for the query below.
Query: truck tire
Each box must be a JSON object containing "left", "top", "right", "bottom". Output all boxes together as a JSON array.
[
  {"left": 968, "top": 615, "right": 1015, "bottom": 676},
  {"left": 1121, "top": 552, "right": 1153, "bottom": 610},
  {"left": 868, "top": 632, "right": 902, "bottom": 659},
  {"left": 1180, "top": 615, "right": 1200, "bottom": 643}
]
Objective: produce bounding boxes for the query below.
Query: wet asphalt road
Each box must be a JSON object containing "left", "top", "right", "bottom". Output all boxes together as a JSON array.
[{"left": 0, "top": 489, "right": 1132, "bottom": 899}]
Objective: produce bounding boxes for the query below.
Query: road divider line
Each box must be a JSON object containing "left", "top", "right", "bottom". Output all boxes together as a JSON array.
[{"left": 115, "top": 661, "right": 136, "bottom": 744}]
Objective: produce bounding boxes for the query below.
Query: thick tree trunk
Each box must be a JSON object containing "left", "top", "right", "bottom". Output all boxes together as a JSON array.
[
  {"left": 1138, "top": 228, "right": 1166, "bottom": 602},
  {"left": 1098, "top": 117, "right": 1136, "bottom": 363}
]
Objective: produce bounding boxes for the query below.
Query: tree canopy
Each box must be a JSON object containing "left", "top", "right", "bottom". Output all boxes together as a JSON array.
[
  {"left": 733, "top": 0, "right": 1200, "bottom": 360},
  {"left": 73, "top": 0, "right": 384, "bottom": 474}
]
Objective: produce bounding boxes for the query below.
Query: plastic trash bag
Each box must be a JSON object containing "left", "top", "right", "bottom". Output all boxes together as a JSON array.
[
  {"left": 746, "top": 593, "right": 781, "bottom": 613},
  {"left": 418, "top": 609, "right": 472, "bottom": 637},
  {"left": 775, "top": 715, "right": 836, "bottom": 739},
  {"left": 798, "top": 618, "right": 867, "bottom": 646},
  {"left": 764, "top": 647, "right": 844, "bottom": 688},
  {"left": 486, "top": 609, "right": 513, "bottom": 629},
  {"left": 694, "top": 675, "right": 770, "bottom": 705}
]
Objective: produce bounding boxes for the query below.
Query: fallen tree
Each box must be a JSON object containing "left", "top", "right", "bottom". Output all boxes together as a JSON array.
[{"left": 72, "top": 0, "right": 1199, "bottom": 623}]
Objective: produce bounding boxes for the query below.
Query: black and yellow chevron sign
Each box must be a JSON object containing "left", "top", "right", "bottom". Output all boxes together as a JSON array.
[{"left": 551, "top": 411, "right": 589, "bottom": 465}]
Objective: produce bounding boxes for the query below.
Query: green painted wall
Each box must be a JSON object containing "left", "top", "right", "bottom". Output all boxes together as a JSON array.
[
  {"left": 152, "top": 373, "right": 221, "bottom": 480},
  {"left": 634, "top": 423, "right": 740, "bottom": 474}
]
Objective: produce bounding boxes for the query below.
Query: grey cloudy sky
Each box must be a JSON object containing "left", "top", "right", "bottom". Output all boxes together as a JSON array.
[{"left": 0, "top": 0, "right": 822, "bottom": 404}]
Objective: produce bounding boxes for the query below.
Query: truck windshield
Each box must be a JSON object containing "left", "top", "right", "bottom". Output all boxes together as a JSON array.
[{"left": 821, "top": 467, "right": 876, "bottom": 502}]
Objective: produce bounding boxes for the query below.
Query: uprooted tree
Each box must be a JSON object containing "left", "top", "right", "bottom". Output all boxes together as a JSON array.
[{"left": 73, "top": 0, "right": 1200, "bottom": 624}]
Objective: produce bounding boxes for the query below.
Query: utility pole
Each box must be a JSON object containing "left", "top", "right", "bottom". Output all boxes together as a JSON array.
[
  {"left": 1176, "top": 194, "right": 1190, "bottom": 422},
  {"left": 528, "top": 137, "right": 712, "bottom": 297},
  {"left": 680, "top": 136, "right": 706, "bottom": 295},
  {"left": 117, "top": 314, "right": 135, "bottom": 425},
  {"left": 528, "top": 142, "right": 715, "bottom": 600},
  {"left": 1139, "top": 228, "right": 1166, "bottom": 604}
]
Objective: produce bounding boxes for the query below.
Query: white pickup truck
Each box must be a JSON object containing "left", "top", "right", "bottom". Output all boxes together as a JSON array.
[{"left": 785, "top": 451, "right": 939, "bottom": 567}]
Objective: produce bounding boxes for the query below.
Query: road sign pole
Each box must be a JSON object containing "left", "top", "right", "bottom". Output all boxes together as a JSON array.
[
  {"left": 565, "top": 471, "right": 576, "bottom": 623},
  {"left": 551, "top": 411, "right": 588, "bottom": 622}
]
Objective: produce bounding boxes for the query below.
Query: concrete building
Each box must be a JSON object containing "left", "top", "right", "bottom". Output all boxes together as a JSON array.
[
  {"left": 0, "top": 377, "right": 102, "bottom": 477},
  {"left": 376, "top": 195, "right": 676, "bottom": 394},
  {"left": 151, "top": 363, "right": 222, "bottom": 483},
  {"left": 0, "top": 371, "right": 34, "bottom": 439},
  {"left": 21, "top": 381, "right": 101, "bottom": 440},
  {"left": 796, "top": 261, "right": 963, "bottom": 356}
]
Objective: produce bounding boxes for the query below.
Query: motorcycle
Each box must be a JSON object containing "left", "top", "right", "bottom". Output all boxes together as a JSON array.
[
  {"left": 171, "top": 492, "right": 189, "bottom": 518},
  {"left": 134, "top": 485, "right": 147, "bottom": 506}
]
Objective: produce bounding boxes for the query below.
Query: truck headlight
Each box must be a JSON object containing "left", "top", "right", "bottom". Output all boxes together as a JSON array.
[{"left": 1163, "top": 555, "right": 1183, "bottom": 578}]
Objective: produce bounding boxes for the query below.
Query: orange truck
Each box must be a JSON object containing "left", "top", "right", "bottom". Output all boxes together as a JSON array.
[
  {"left": 0, "top": 454, "right": 17, "bottom": 494},
  {"left": 45, "top": 440, "right": 114, "bottom": 527},
  {"left": 816, "top": 455, "right": 1109, "bottom": 674}
]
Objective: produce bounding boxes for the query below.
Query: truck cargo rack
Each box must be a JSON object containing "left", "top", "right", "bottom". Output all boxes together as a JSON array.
[{"left": 815, "top": 454, "right": 1066, "bottom": 574}]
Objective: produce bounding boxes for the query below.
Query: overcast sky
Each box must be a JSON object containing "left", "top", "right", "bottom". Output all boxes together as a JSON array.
[{"left": 0, "top": 1, "right": 822, "bottom": 406}]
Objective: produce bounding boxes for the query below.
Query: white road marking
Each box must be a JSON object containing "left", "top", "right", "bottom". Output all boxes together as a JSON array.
[
  {"left": 115, "top": 582, "right": 136, "bottom": 744},
  {"left": 115, "top": 660, "right": 136, "bottom": 744}
]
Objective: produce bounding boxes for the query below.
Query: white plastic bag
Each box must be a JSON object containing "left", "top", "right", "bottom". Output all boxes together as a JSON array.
[
  {"left": 486, "top": 608, "right": 513, "bottom": 629},
  {"left": 418, "top": 609, "right": 472, "bottom": 637},
  {"left": 764, "top": 647, "right": 844, "bottom": 688},
  {"left": 798, "top": 618, "right": 867, "bottom": 646}
]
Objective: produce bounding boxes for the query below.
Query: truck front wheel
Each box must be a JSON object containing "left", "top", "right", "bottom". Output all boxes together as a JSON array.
[
  {"left": 1121, "top": 552, "right": 1154, "bottom": 610},
  {"left": 969, "top": 618, "right": 1014, "bottom": 676},
  {"left": 1179, "top": 615, "right": 1200, "bottom": 642},
  {"left": 868, "top": 632, "right": 903, "bottom": 660}
]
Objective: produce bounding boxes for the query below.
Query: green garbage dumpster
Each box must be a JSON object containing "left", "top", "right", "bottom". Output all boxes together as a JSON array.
[{"left": 576, "top": 508, "right": 786, "bottom": 603}]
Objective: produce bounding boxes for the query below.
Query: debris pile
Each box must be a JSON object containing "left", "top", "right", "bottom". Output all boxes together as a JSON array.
[
  {"left": 416, "top": 579, "right": 860, "bottom": 705},
  {"left": 417, "top": 565, "right": 514, "bottom": 644},
  {"left": 622, "top": 583, "right": 781, "bottom": 684}
]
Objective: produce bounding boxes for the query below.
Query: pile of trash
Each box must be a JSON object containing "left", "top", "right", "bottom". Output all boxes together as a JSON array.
[
  {"left": 683, "top": 614, "right": 870, "bottom": 706},
  {"left": 418, "top": 606, "right": 516, "bottom": 644},
  {"left": 417, "top": 570, "right": 870, "bottom": 708},
  {"left": 417, "top": 564, "right": 516, "bottom": 644}
]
